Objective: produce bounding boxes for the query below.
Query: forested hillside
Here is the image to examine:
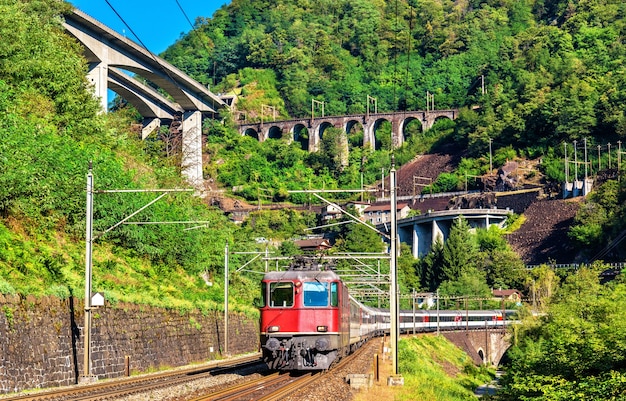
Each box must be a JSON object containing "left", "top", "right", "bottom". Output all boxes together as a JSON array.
[
  {"left": 0, "top": 0, "right": 316, "bottom": 314},
  {"left": 165, "top": 0, "right": 625, "bottom": 155},
  {"left": 162, "top": 0, "right": 626, "bottom": 262}
]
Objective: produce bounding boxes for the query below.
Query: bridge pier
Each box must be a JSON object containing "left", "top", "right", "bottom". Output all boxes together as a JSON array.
[
  {"left": 181, "top": 111, "right": 203, "bottom": 189},
  {"left": 87, "top": 62, "right": 108, "bottom": 113},
  {"left": 142, "top": 118, "right": 161, "bottom": 140}
]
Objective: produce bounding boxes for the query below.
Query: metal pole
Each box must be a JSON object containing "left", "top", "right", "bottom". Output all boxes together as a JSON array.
[
  {"left": 583, "top": 138, "right": 588, "bottom": 180},
  {"left": 465, "top": 297, "right": 469, "bottom": 332},
  {"left": 598, "top": 145, "right": 601, "bottom": 171},
  {"left": 412, "top": 289, "right": 416, "bottom": 335},
  {"left": 83, "top": 163, "right": 94, "bottom": 379},
  {"left": 224, "top": 243, "right": 229, "bottom": 355},
  {"left": 436, "top": 289, "right": 440, "bottom": 336},
  {"left": 564, "top": 142, "right": 568, "bottom": 183},
  {"left": 573, "top": 140, "right": 578, "bottom": 182},
  {"left": 390, "top": 157, "right": 399, "bottom": 376},
  {"left": 489, "top": 138, "right": 493, "bottom": 172}
]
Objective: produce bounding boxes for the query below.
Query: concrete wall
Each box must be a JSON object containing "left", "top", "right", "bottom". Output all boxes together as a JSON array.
[{"left": 0, "top": 294, "right": 259, "bottom": 394}]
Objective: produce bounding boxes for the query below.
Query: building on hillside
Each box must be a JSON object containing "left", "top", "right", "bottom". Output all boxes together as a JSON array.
[
  {"left": 345, "top": 201, "right": 371, "bottom": 220},
  {"left": 320, "top": 203, "right": 343, "bottom": 223},
  {"left": 363, "top": 202, "right": 411, "bottom": 225},
  {"left": 294, "top": 238, "right": 332, "bottom": 252},
  {"left": 492, "top": 289, "right": 522, "bottom": 303}
]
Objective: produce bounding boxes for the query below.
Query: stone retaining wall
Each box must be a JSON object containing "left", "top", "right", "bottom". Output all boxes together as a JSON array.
[{"left": 0, "top": 294, "right": 259, "bottom": 394}]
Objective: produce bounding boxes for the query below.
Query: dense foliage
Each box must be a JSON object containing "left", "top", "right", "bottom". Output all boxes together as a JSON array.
[
  {"left": 568, "top": 178, "right": 626, "bottom": 260},
  {"left": 166, "top": 0, "right": 626, "bottom": 155},
  {"left": 0, "top": 0, "right": 277, "bottom": 314},
  {"left": 499, "top": 265, "right": 626, "bottom": 400}
]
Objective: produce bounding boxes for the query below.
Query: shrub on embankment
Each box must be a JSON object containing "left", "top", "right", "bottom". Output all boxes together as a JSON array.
[{"left": 397, "top": 335, "right": 494, "bottom": 400}]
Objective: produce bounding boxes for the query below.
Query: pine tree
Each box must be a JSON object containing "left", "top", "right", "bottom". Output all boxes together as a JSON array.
[{"left": 441, "top": 217, "right": 477, "bottom": 281}]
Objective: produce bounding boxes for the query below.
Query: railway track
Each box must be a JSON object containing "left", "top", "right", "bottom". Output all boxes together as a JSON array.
[
  {"left": 0, "top": 353, "right": 263, "bottom": 401},
  {"left": 187, "top": 339, "right": 375, "bottom": 401},
  {"left": 2, "top": 339, "right": 376, "bottom": 401},
  {"left": 187, "top": 371, "right": 318, "bottom": 401}
]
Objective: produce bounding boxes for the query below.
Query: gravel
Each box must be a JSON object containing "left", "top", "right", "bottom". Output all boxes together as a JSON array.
[
  {"left": 111, "top": 339, "right": 382, "bottom": 401},
  {"left": 282, "top": 338, "right": 383, "bottom": 401}
]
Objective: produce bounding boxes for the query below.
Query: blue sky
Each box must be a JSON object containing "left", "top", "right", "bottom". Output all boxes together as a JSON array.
[{"left": 70, "top": 0, "right": 231, "bottom": 54}]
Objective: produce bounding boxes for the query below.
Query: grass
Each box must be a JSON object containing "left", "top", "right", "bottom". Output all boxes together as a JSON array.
[
  {"left": 0, "top": 223, "right": 259, "bottom": 318},
  {"left": 354, "top": 334, "right": 495, "bottom": 401}
]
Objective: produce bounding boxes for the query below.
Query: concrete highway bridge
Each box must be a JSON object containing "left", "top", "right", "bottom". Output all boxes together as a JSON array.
[
  {"left": 63, "top": 9, "right": 228, "bottom": 188},
  {"left": 378, "top": 208, "right": 512, "bottom": 258}
]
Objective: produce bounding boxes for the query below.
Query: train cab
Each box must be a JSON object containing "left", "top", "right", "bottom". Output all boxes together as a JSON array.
[{"left": 259, "top": 268, "right": 350, "bottom": 370}]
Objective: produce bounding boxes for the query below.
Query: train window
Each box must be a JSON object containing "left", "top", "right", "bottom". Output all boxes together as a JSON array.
[
  {"left": 303, "top": 281, "right": 329, "bottom": 307},
  {"left": 269, "top": 282, "right": 294, "bottom": 307},
  {"left": 261, "top": 282, "right": 267, "bottom": 307},
  {"left": 330, "top": 282, "right": 338, "bottom": 307}
]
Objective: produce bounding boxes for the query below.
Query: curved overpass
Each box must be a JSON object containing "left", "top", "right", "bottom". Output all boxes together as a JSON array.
[
  {"left": 63, "top": 8, "right": 227, "bottom": 187},
  {"left": 378, "top": 208, "right": 512, "bottom": 258}
]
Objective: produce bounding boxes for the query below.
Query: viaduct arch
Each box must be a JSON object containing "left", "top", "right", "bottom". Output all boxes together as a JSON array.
[{"left": 238, "top": 110, "right": 458, "bottom": 151}]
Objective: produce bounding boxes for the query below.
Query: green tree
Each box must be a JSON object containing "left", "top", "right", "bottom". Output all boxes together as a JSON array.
[
  {"left": 398, "top": 243, "right": 421, "bottom": 301},
  {"left": 418, "top": 239, "right": 444, "bottom": 292},
  {"left": 441, "top": 217, "right": 478, "bottom": 281},
  {"left": 438, "top": 267, "right": 492, "bottom": 299},
  {"left": 500, "top": 265, "right": 626, "bottom": 400},
  {"left": 335, "top": 222, "right": 385, "bottom": 253},
  {"left": 316, "top": 127, "right": 349, "bottom": 178},
  {"left": 524, "top": 264, "right": 560, "bottom": 312},
  {"left": 476, "top": 226, "right": 527, "bottom": 290}
]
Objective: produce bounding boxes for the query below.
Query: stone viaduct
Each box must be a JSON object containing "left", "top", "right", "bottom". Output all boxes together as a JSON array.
[
  {"left": 442, "top": 329, "right": 512, "bottom": 366},
  {"left": 238, "top": 109, "right": 458, "bottom": 151}
]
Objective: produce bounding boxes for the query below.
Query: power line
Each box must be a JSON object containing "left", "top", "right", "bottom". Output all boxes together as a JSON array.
[
  {"left": 104, "top": 0, "right": 153, "bottom": 56},
  {"left": 103, "top": 0, "right": 202, "bottom": 107},
  {"left": 175, "top": 0, "right": 195, "bottom": 30}
]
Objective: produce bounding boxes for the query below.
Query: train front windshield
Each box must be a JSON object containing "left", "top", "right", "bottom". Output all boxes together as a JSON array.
[
  {"left": 268, "top": 282, "right": 294, "bottom": 307},
  {"left": 303, "top": 281, "right": 339, "bottom": 307}
]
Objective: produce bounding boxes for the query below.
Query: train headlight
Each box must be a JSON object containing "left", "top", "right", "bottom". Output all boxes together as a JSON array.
[
  {"left": 317, "top": 325, "right": 328, "bottom": 332},
  {"left": 315, "top": 337, "right": 329, "bottom": 351},
  {"left": 265, "top": 337, "right": 280, "bottom": 352},
  {"left": 268, "top": 325, "right": 280, "bottom": 333}
]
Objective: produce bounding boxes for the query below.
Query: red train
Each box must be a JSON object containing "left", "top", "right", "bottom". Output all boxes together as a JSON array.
[{"left": 259, "top": 257, "right": 515, "bottom": 370}]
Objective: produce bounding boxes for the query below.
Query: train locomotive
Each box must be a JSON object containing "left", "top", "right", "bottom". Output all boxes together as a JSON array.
[
  {"left": 259, "top": 257, "right": 515, "bottom": 371},
  {"left": 259, "top": 258, "right": 356, "bottom": 370}
]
